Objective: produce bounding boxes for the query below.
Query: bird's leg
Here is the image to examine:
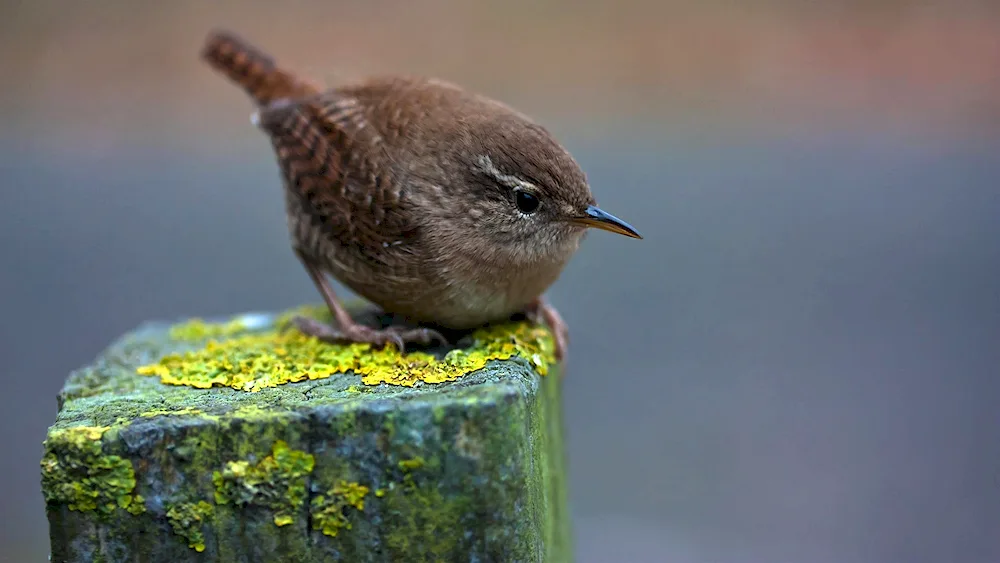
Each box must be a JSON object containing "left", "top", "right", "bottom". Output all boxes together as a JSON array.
[
  {"left": 290, "top": 250, "right": 447, "bottom": 352},
  {"left": 523, "top": 296, "right": 569, "bottom": 362}
]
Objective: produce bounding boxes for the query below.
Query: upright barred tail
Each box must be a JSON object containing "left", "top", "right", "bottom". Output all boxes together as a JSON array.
[{"left": 200, "top": 29, "right": 320, "bottom": 106}]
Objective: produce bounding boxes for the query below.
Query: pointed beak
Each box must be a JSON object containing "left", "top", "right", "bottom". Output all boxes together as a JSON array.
[{"left": 570, "top": 205, "right": 643, "bottom": 239}]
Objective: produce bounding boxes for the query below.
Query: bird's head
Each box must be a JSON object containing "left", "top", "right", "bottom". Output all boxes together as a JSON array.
[{"left": 426, "top": 110, "right": 641, "bottom": 265}]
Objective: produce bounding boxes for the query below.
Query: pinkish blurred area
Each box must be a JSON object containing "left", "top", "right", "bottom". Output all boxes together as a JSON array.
[{"left": 3, "top": 0, "right": 999, "bottom": 140}]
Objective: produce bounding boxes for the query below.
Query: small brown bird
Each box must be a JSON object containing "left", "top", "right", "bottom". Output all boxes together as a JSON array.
[{"left": 200, "top": 29, "right": 641, "bottom": 361}]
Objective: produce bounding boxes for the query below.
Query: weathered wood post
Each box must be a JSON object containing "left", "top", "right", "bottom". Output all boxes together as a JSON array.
[{"left": 41, "top": 304, "right": 571, "bottom": 562}]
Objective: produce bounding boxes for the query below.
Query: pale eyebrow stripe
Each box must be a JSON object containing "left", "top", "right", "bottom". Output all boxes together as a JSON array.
[{"left": 474, "top": 155, "right": 538, "bottom": 191}]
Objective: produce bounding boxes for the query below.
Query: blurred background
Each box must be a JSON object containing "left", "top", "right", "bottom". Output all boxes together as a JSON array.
[{"left": 2, "top": 0, "right": 1000, "bottom": 561}]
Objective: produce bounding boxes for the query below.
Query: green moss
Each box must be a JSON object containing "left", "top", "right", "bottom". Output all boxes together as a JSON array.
[
  {"left": 382, "top": 476, "right": 470, "bottom": 558},
  {"left": 310, "top": 480, "right": 370, "bottom": 537},
  {"left": 168, "top": 317, "right": 249, "bottom": 341},
  {"left": 231, "top": 405, "right": 277, "bottom": 419},
  {"left": 136, "top": 306, "right": 556, "bottom": 392},
  {"left": 356, "top": 451, "right": 465, "bottom": 558},
  {"left": 532, "top": 364, "right": 573, "bottom": 561},
  {"left": 139, "top": 407, "right": 203, "bottom": 418},
  {"left": 432, "top": 405, "right": 446, "bottom": 423},
  {"left": 40, "top": 426, "right": 144, "bottom": 518},
  {"left": 166, "top": 500, "right": 214, "bottom": 552},
  {"left": 171, "top": 428, "right": 219, "bottom": 471},
  {"left": 212, "top": 440, "right": 315, "bottom": 527}
]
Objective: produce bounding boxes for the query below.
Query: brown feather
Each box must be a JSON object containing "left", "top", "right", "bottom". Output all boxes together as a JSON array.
[
  {"left": 256, "top": 92, "right": 412, "bottom": 255},
  {"left": 200, "top": 29, "right": 319, "bottom": 106}
]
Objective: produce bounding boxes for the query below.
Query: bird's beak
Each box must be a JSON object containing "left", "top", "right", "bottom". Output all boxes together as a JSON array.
[{"left": 569, "top": 205, "right": 643, "bottom": 239}]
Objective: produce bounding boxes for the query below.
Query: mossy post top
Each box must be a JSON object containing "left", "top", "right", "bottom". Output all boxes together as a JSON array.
[
  {"left": 43, "top": 304, "right": 571, "bottom": 562},
  {"left": 63, "top": 302, "right": 556, "bottom": 403}
]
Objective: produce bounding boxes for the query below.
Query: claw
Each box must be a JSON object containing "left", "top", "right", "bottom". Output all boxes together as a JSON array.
[
  {"left": 523, "top": 297, "right": 569, "bottom": 364},
  {"left": 290, "top": 314, "right": 449, "bottom": 354},
  {"left": 523, "top": 308, "right": 543, "bottom": 326},
  {"left": 383, "top": 330, "right": 406, "bottom": 353},
  {"left": 389, "top": 326, "right": 448, "bottom": 347}
]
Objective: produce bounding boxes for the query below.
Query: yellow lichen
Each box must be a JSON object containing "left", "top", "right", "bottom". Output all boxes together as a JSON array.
[
  {"left": 397, "top": 457, "right": 426, "bottom": 471},
  {"left": 212, "top": 440, "right": 315, "bottom": 527},
  {"left": 338, "top": 481, "right": 370, "bottom": 511},
  {"left": 123, "top": 493, "right": 147, "bottom": 515},
  {"left": 41, "top": 425, "right": 145, "bottom": 517},
  {"left": 311, "top": 480, "right": 370, "bottom": 537},
  {"left": 136, "top": 308, "right": 556, "bottom": 392},
  {"left": 166, "top": 500, "right": 213, "bottom": 552}
]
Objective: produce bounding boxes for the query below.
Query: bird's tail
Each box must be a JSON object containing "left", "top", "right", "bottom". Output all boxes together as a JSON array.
[{"left": 200, "top": 29, "right": 320, "bottom": 106}]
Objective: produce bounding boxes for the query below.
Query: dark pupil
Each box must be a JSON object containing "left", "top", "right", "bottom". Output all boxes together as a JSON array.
[{"left": 515, "top": 190, "right": 540, "bottom": 214}]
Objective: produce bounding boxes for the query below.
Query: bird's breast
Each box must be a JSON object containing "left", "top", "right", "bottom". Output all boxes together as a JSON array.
[{"left": 415, "top": 248, "right": 572, "bottom": 329}]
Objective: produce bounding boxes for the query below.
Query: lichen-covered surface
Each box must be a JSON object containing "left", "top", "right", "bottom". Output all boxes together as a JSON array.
[
  {"left": 135, "top": 304, "right": 556, "bottom": 390},
  {"left": 43, "top": 304, "right": 571, "bottom": 563}
]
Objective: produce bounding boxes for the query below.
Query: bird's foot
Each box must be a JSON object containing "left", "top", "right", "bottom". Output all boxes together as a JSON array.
[
  {"left": 289, "top": 315, "right": 448, "bottom": 353},
  {"left": 523, "top": 298, "right": 569, "bottom": 363}
]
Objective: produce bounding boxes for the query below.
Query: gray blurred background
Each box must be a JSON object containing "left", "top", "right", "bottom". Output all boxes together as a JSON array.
[{"left": 3, "top": 1, "right": 1000, "bottom": 561}]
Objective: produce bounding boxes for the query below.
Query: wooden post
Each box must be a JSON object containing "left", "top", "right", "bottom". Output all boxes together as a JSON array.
[{"left": 41, "top": 305, "right": 572, "bottom": 562}]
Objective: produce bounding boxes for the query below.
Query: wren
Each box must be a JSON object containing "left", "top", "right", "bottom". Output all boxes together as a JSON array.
[{"left": 200, "top": 29, "right": 641, "bottom": 361}]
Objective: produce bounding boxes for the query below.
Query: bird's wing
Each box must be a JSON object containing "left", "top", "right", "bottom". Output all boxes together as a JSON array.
[{"left": 256, "top": 91, "right": 416, "bottom": 254}]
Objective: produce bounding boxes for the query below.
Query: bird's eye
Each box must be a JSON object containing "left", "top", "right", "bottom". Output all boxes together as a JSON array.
[{"left": 514, "top": 189, "right": 540, "bottom": 214}]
